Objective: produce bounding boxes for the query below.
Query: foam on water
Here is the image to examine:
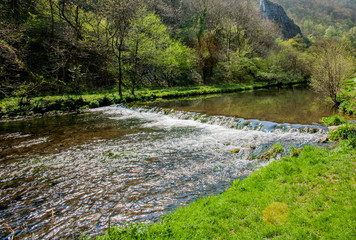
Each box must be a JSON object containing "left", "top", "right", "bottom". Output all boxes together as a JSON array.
[{"left": 1, "top": 105, "right": 327, "bottom": 239}]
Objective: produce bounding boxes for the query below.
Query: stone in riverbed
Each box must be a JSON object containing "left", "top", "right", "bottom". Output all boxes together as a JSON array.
[
  {"left": 318, "top": 137, "right": 329, "bottom": 143},
  {"left": 328, "top": 125, "right": 343, "bottom": 132}
]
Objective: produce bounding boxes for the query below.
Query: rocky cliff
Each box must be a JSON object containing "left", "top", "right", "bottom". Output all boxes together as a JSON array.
[{"left": 259, "top": 0, "right": 303, "bottom": 39}]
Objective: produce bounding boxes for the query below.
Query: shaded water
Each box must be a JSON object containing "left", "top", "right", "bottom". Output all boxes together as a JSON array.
[{"left": 0, "top": 87, "right": 332, "bottom": 239}]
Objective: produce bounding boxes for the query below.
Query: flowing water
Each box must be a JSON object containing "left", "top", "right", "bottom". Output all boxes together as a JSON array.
[{"left": 0, "top": 87, "right": 334, "bottom": 239}]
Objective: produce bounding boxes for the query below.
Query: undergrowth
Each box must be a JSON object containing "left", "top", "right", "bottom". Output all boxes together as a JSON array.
[
  {"left": 321, "top": 115, "right": 346, "bottom": 126},
  {"left": 338, "top": 76, "right": 356, "bottom": 116}
]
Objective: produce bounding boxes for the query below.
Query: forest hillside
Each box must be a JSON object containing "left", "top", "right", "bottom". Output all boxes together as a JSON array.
[{"left": 1, "top": 0, "right": 355, "bottom": 100}]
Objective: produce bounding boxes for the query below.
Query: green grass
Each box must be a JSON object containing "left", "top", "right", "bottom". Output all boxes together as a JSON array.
[
  {"left": 339, "top": 75, "right": 356, "bottom": 116},
  {"left": 329, "top": 124, "right": 356, "bottom": 145},
  {"left": 321, "top": 115, "right": 347, "bottom": 126},
  {"left": 96, "top": 141, "right": 355, "bottom": 239},
  {"left": 0, "top": 80, "right": 304, "bottom": 119}
]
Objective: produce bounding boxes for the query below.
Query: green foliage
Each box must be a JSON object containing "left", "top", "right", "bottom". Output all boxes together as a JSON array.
[
  {"left": 1, "top": 0, "right": 355, "bottom": 106},
  {"left": 267, "top": 36, "right": 313, "bottom": 80},
  {"left": 98, "top": 224, "right": 148, "bottom": 240},
  {"left": 329, "top": 124, "right": 356, "bottom": 142},
  {"left": 1, "top": 82, "right": 284, "bottom": 118},
  {"left": 290, "top": 145, "right": 303, "bottom": 157},
  {"left": 321, "top": 115, "right": 346, "bottom": 126},
  {"left": 310, "top": 38, "right": 355, "bottom": 106},
  {"left": 125, "top": 7, "right": 196, "bottom": 92},
  {"left": 273, "top": 0, "right": 356, "bottom": 39},
  {"left": 338, "top": 76, "right": 356, "bottom": 116},
  {"left": 259, "top": 143, "right": 285, "bottom": 160}
]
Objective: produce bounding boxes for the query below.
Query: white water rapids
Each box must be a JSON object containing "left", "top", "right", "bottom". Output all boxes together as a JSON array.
[{"left": 0, "top": 105, "right": 327, "bottom": 239}]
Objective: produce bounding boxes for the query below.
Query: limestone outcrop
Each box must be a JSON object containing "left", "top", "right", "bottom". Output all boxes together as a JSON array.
[{"left": 259, "top": 0, "right": 303, "bottom": 39}]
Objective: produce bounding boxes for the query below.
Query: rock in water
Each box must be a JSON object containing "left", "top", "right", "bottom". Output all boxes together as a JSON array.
[
  {"left": 260, "top": 0, "right": 303, "bottom": 39},
  {"left": 318, "top": 137, "right": 329, "bottom": 143}
]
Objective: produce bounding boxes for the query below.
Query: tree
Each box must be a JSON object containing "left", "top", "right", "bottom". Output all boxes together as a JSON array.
[
  {"left": 126, "top": 7, "right": 195, "bottom": 94},
  {"left": 310, "top": 38, "right": 354, "bottom": 105},
  {"left": 97, "top": 0, "right": 139, "bottom": 98}
]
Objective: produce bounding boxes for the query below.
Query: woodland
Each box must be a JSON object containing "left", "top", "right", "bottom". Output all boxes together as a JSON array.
[{"left": 1, "top": 0, "right": 355, "bottom": 100}]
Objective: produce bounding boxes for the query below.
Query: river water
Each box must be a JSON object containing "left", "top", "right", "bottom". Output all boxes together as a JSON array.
[{"left": 0, "top": 87, "right": 334, "bottom": 239}]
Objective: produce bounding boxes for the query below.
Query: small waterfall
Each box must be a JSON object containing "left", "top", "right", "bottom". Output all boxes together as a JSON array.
[{"left": 120, "top": 105, "right": 328, "bottom": 134}]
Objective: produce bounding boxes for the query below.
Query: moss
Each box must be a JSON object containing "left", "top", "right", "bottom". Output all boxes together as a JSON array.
[
  {"left": 259, "top": 143, "right": 284, "bottom": 160},
  {"left": 231, "top": 148, "right": 240, "bottom": 154},
  {"left": 262, "top": 202, "right": 290, "bottom": 226}
]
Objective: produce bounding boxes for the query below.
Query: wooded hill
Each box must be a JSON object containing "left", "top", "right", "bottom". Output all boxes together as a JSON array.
[
  {"left": 273, "top": 0, "right": 356, "bottom": 39},
  {"left": 1, "top": 0, "right": 355, "bottom": 99}
]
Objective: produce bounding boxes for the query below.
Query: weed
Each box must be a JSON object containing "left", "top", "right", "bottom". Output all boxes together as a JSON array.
[
  {"left": 290, "top": 145, "right": 303, "bottom": 157},
  {"left": 259, "top": 143, "right": 284, "bottom": 160},
  {"left": 329, "top": 123, "right": 356, "bottom": 143}
]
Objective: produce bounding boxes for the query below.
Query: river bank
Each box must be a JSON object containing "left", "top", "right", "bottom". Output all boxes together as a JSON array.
[
  {"left": 1, "top": 85, "right": 354, "bottom": 239},
  {"left": 96, "top": 137, "right": 355, "bottom": 239},
  {"left": 0, "top": 81, "right": 305, "bottom": 119}
]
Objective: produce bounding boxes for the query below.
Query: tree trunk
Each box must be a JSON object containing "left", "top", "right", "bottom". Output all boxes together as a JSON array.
[
  {"left": 118, "top": 38, "right": 123, "bottom": 98},
  {"left": 131, "top": 40, "right": 139, "bottom": 96},
  {"left": 48, "top": 0, "right": 55, "bottom": 37}
]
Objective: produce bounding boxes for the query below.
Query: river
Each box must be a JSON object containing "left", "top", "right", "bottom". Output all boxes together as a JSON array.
[{"left": 0, "top": 86, "right": 335, "bottom": 239}]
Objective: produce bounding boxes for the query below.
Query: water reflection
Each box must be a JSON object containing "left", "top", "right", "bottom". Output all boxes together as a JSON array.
[{"left": 142, "top": 86, "right": 336, "bottom": 124}]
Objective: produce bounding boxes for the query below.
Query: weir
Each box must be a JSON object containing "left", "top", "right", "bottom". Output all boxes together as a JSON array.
[
  {"left": 1, "top": 105, "right": 328, "bottom": 239},
  {"left": 125, "top": 105, "right": 328, "bottom": 134}
]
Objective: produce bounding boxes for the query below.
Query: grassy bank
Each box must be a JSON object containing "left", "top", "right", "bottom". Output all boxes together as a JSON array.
[
  {"left": 96, "top": 139, "right": 355, "bottom": 239},
  {"left": 0, "top": 80, "right": 304, "bottom": 119}
]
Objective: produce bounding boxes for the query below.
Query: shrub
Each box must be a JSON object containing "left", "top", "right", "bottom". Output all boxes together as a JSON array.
[
  {"left": 329, "top": 124, "right": 356, "bottom": 142},
  {"left": 321, "top": 115, "right": 346, "bottom": 126}
]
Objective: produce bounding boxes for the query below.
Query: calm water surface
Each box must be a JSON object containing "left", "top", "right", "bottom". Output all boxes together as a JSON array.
[
  {"left": 0, "top": 87, "right": 333, "bottom": 239},
  {"left": 143, "top": 86, "right": 336, "bottom": 124}
]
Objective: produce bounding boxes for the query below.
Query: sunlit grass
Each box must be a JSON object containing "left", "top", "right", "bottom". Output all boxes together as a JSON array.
[{"left": 96, "top": 141, "right": 356, "bottom": 239}]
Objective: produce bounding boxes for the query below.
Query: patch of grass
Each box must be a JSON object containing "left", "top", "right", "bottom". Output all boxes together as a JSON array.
[
  {"left": 290, "top": 146, "right": 303, "bottom": 157},
  {"left": 262, "top": 202, "right": 290, "bottom": 226},
  {"left": 321, "top": 115, "right": 346, "bottom": 126},
  {"left": 259, "top": 143, "right": 284, "bottom": 160},
  {"left": 96, "top": 141, "right": 355, "bottom": 240},
  {"left": 329, "top": 123, "right": 356, "bottom": 144}
]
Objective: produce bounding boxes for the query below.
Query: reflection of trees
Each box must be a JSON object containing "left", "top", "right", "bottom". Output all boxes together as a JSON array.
[{"left": 161, "top": 88, "right": 336, "bottom": 124}]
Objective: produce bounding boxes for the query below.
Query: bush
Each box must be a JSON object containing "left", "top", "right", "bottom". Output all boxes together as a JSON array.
[
  {"left": 321, "top": 115, "right": 346, "bottom": 126},
  {"left": 329, "top": 124, "right": 356, "bottom": 142},
  {"left": 255, "top": 72, "right": 304, "bottom": 84}
]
